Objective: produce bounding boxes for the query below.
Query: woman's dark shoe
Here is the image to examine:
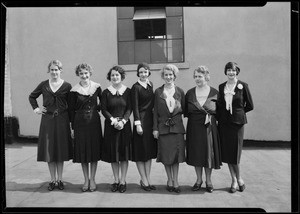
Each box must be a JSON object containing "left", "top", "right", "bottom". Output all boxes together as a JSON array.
[
  {"left": 239, "top": 183, "right": 246, "bottom": 192},
  {"left": 48, "top": 181, "right": 56, "bottom": 191},
  {"left": 166, "top": 183, "right": 174, "bottom": 192},
  {"left": 57, "top": 180, "right": 64, "bottom": 190},
  {"left": 140, "top": 180, "right": 151, "bottom": 191},
  {"left": 205, "top": 182, "right": 214, "bottom": 193},
  {"left": 192, "top": 181, "right": 203, "bottom": 191},
  {"left": 111, "top": 182, "right": 119, "bottom": 192},
  {"left": 82, "top": 184, "right": 89, "bottom": 192},
  {"left": 119, "top": 183, "right": 127, "bottom": 193},
  {"left": 149, "top": 185, "right": 156, "bottom": 190},
  {"left": 230, "top": 184, "right": 238, "bottom": 193},
  {"left": 89, "top": 182, "right": 97, "bottom": 192},
  {"left": 173, "top": 186, "right": 181, "bottom": 193}
]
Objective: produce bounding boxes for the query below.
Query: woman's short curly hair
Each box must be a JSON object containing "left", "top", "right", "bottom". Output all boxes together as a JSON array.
[
  {"left": 75, "top": 63, "right": 93, "bottom": 76},
  {"left": 107, "top": 65, "right": 126, "bottom": 81},
  {"left": 136, "top": 62, "right": 151, "bottom": 77},
  {"left": 47, "top": 60, "right": 63, "bottom": 73},
  {"left": 194, "top": 65, "right": 210, "bottom": 81},
  {"left": 160, "top": 64, "right": 179, "bottom": 80},
  {"left": 224, "top": 62, "right": 240, "bottom": 75}
]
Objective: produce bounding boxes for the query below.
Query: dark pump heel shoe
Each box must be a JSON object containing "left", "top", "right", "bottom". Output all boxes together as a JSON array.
[
  {"left": 239, "top": 183, "right": 246, "bottom": 192},
  {"left": 166, "top": 183, "right": 174, "bottom": 192},
  {"left": 119, "top": 183, "right": 127, "bottom": 193},
  {"left": 205, "top": 182, "right": 214, "bottom": 193},
  {"left": 82, "top": 185, "right": 89, "bottom": 192},
  {"left": 57, "top": 180, "right": 64, "bottom": 190},
  {"left": 48, "top": 181, "right": 56, "bottom": 191},
  {"left": 230, "top": 185, "right": 237, "bottom": 193},
  {"left": 149, "top": 185, "right": 156, "bottom": 190},
  {"left": 89, "top": 183, "right": 97, "bottom": 192},
  {"left": 140, "top": 180, "right": 151, "bottom": 191},
  {"left": 111, "top": 182, "right": 119, "bottom": 192},
  {"left": 173, "top": 186, "right": 181, "bottom": 193},
  {"left": 192, "top": 181, "right": 203, "bottom": 191}
]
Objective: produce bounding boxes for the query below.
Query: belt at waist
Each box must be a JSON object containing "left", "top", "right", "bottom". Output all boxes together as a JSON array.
[
  {"left": 75, "top": 109, "right": 97, "bottom": 114},
  {"left": 45, "top": 109, "right": 67, "bottom": 117}
]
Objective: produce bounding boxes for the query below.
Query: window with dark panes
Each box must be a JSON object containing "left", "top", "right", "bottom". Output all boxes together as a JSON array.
[{"left": 117, "top": 7, "right": 184, "bottom": 65}]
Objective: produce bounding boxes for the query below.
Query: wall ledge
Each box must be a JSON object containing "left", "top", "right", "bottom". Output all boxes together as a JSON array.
[{"left": 121, "top": 61, "right": 190, "bottom": 72}]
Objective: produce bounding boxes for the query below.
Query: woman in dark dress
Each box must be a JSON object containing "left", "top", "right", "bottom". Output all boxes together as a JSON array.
[
  {"left": 131, "top": 62, "right": 157, "bottom": 191},
  {"left": 101, "top": 65, "right": 132, "bottom": 193},
  {"left": 185, "top": 66, "right": 222, "bottom": 193},
  {"left": 68, "top": 63, "right": 102, "bottom": 192},
  {"left": 29, "top": 60, "right": 73, "bottom": 191},
  {"left": 216, "top": 62, "right": 254, "bottom": 193},
  {"left": 153, "top": 64, "right": 185, "bottom": 194}
]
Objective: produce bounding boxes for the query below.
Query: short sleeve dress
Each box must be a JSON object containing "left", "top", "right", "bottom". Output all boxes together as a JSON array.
[
  {"left": 29, "top": 80, "right": 73, "bottom": 162},
  {"left": 101, "top": 85, "right": 132, "bottom": 163},
  {"left": 68, "top": 81, "right": 103, "bottom": 163},
  {"left": 131, "top": 80, "right": 157, "bottom": 162},
  {"left": 185, "top": 86, "right": 222, "bottom": 169}
]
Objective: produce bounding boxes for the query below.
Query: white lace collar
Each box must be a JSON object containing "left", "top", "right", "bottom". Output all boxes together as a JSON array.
[
  {"left": 71, "top": 80, "right": 101, "bottom": 96},
  {"left": 138, "top": 79, "right": 151, "bottom": 89},
  {"left": 107, "top": 84, "right": 127, "bottom": 96}
]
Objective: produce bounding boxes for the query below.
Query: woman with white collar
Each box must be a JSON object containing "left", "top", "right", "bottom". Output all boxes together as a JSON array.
[
  {"left": 131, "top": 62, "right": 157, "bottom": 192},
  {"left": 153, "top": 64, "right": 186, "bottom": 194},
  {"left": 101, "top": 65, "right": 132, "bottom": 193},
  {"left": 68, "top": 63, "right": 102, "bottom": 192},
  {"left": 216, "top": 62, "right": 254, "bottom": 193}
]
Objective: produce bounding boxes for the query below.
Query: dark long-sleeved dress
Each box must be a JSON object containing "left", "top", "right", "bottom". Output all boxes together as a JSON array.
[
  {"left": 68, "top": 81, "right": 103, "bottom": 163},
  {"left": 101, "top": 85, "right": 132, "bottom": 163},
  {"left": 153, "top": 85, "right": 186, "bottom": 165},
  {"left": 216, "top": 80, "right": 254, "bottom": 164},
  {"left": 29, "top": 80, "right": 73, "bottom": 162},
  {"left": 131, "top": 81, "right": 157, "bottom": 162},
  {"left": 185, "top": 86, "right": 222, "bottom": 169}
]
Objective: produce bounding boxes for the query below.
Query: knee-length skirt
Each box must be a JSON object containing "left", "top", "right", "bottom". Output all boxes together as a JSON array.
[
  {"left": 73, "top": 110, "right": 102, "bottom": 163},
  {"left": 156, "top": 133, "right": 185, "bottom": 165},
  {"left": 218, "top": 122, "right": 244, "bottom": 164},
  {"left": 37, "top": 112, "right": 73, "bottom": 162},
  {"left": 101, "top": 119, "right": 132, "bottom": 163}
]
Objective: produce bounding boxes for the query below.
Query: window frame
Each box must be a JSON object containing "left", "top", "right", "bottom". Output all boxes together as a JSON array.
[{"left": 117, "top": 6, "right": 185, "bottom": 66}]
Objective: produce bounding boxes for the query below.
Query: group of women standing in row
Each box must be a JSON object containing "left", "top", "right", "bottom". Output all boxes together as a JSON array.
[{"left": 29, "top": 60, "right": 253, "bottom": 194}]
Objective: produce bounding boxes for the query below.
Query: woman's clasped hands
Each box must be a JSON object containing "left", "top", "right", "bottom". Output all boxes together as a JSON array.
[{"left": 111, "top": 117, "right": 124, "bottom": 130}]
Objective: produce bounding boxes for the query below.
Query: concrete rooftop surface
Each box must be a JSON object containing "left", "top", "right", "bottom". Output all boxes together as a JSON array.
[{"left": 4, "top": 141, "right": 292, "bottom": 212}]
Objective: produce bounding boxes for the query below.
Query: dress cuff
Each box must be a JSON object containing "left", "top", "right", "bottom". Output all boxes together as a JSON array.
[{"left": 134, "top": 120, "right": 141, "bottom": 125}]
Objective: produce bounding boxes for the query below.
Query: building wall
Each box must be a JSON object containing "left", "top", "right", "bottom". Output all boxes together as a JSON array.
[{"left": 6, "top": 3, "right": 291, "bottom": 141}]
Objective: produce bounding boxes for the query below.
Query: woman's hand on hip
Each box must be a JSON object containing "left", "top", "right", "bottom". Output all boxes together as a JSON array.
[{"left": 36, "top": 106, "right": 47, "bottom": 115}]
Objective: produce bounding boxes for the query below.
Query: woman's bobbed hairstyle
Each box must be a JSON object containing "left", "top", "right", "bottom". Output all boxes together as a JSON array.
[
  {"left": 224, "top": 62, "right": 240, "bottom": 75},
  {"left": 107, "top": 65, "right": 126, "bottom": 81},
  {"left": 194, "top": 65, "right": 210, "bottom": 81},
  {"left": 47, "top": 60, "right": 63, "bottom": 73},
  {"left": 136, "top": 62, "right": 151, "bottom": 77},
  {"left": 75, "top": 63, "right": 93, "bottom": 76},
  {"left": 160, "top": 64, "right": 179, "bottom": 80}
]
